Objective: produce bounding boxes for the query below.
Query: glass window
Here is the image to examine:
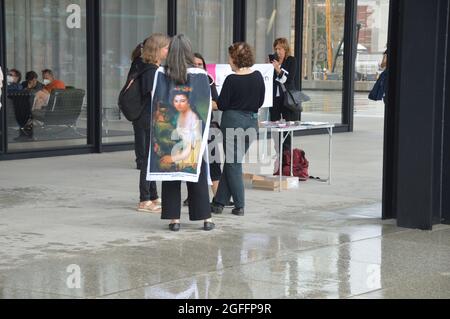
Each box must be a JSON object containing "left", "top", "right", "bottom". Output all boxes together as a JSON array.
[
  {"left": 301, "top": 0, "right": 346, "bottom": 125},
  {"left": 246, "top": 0, "right": 296, "bottom": 123},
  {"left": 5, "top": 0, "right": 87, "bottom": 151},
  {"left": 247, "top": 0, "right": 296, "bottom": 63},
  {"left": 354, "top": 0, "right": 390, "bottom": 119},
  {"left": 101, "top": 0, "right": 167, "bottom": 144},
  {"left": 177, "top": 0, "right": 233, "bottom": 64},
  {"left": 356, "top": 0, "right": 390, "bottom": 82}
]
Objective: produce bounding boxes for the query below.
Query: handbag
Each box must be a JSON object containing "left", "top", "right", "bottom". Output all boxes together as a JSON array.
[
  {"left": 280, "top": 83, "right": 310, "bottom": 113},
  {"left": 368, "top": 70, "right": 387, "bottom": 101}
]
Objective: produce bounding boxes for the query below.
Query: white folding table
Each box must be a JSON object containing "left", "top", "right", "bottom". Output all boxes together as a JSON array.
[{"left": 260, "top": 122, "right": 335, "bottom": 191}]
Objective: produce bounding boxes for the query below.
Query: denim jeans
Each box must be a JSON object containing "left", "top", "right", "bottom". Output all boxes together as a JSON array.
[{"left": 214, "top": 110, "right": 258, "bottom": 209}]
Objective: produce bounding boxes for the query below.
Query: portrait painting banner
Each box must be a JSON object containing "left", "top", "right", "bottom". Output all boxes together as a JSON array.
[{"left": 147, "top": 67, "right": 212, "bottom": 183}]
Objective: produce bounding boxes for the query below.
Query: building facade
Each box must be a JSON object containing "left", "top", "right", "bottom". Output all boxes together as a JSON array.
[{"left": 1, "top": 0, "right": 389, "bottom": 159}]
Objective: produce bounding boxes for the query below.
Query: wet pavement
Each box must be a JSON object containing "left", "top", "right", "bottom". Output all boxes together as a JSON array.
[{"left": 1, "top": 101, "right": 450, "bottom": 299}]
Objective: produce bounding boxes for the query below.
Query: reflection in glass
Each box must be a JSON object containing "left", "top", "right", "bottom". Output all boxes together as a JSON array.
[
  {"left": 101, "top": 0, "right": 167, "bottom": 144},
  {"left": 246, "top": 0, "right": 296, "bottom": 123},
  {"left": 355, "top": 0, "right": 390, "bottom": 82},
  {"left": 177, "top": 0, "right": 233, "bottom": 64},
  {"left": 5, "top": 0, "right": 87, "bottom": 151},
  {"left": 247, "top": 0, "right": 296, "bottom": 63},
  {"left": 301, "top": 0, "right": 346, "bottom": 125}
]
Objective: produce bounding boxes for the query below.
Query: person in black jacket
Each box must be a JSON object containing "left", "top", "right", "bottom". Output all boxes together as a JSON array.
[
  {"left": 130, "top": 43, "right": 149, "bottom": 171},
  {"left": 270, "top": 38, "right": 298, "bottom": 152},
  {"left": 131, "top": 34, "right": 170, "bottom": 214}
]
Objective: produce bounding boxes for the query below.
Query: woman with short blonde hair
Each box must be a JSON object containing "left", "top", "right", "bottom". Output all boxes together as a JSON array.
[
  {"left": 128, "top": 33, "right": 170, "bottom": 214},
  {"left": 142, "top": 33, "right": 171, "bottom": 64}
]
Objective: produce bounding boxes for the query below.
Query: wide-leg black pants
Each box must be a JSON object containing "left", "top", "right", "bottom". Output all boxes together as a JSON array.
[{"left": 161, "top": 161, "right": 211, "bottom": 221}]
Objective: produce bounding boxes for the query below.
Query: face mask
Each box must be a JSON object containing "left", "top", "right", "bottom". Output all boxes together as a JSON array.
[
  {"left": 43, "top": 79, "right": 51, "bottom": 85},
  {"left": 7, "top": 75, "right": 15, "bottom": 84}
]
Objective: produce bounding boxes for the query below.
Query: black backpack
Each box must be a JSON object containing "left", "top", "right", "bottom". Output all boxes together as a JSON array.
[{"left": 118, "top": 65, "right": 154, "bottom": 122}]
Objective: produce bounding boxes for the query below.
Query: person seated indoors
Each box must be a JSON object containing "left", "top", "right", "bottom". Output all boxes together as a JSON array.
[
  {"left": 6, "top": 69, "right": 23, "bottom": 93},
  {"left": 33, "top": 69, "right": 66, "bottom": 110},
  {"left": 21, "top": 71, "right": 44, "bottom": 92}
]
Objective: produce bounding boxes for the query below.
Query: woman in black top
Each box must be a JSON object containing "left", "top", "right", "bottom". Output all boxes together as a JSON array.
[
  {"left": 211, "top": 42, "right": 266, "bottom": 216},
  {"left": 131, "top": 34, "right": 170, "bottom": 214},
  {"left": 270, "top": 37, "right": 298, "bottom": 151}
]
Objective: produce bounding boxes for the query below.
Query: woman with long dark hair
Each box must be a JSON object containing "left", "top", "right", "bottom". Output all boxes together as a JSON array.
[{"left": 160, "top": 34, "right": 215, "bottom": 232}]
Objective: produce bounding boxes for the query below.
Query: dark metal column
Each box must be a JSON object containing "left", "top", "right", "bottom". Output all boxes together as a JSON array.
[
  {"left": 168, "top": 0, "right": 177, "bottom": 37},
  {"left": 233, "top": 0, "right": 246, "bottom": 42},
  {"left": 87, "top": 0, "right": 102, "bottom": 152},
  {"left": 382, "top": 0, "right": 401, "bottom": 220},
  {"left": 295, "top": 0, "right": 304, "bottom": 91},
  {"left": 0, "top": 0, "right": 6, "bottom": 154},
  {"left": 341, "top": 0, "right": 358, "bottom": 132},
  {"left": 442, "top": 1, "right": 450, "bottom": 225},
  {"left": 388, "top": 0, "right": 448, "bottom": 230},
  {"left": 432, "top": 0, "right": 449, "bottom": 225}
]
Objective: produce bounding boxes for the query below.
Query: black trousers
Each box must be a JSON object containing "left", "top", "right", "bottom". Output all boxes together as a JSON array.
[
  {"left": 208, "top": 130, "right": 222, "bottom": 182},
  {"left": 10, "top": 96, "right": 32, "bottom": 129},
  {"left": 270, "top": 96, "right": 301, "bottom": 151},
  {"left": 161, "top": 161, "right": 211, "bottom": 221},
  {"left": 133, "top": 122, "right": 146, "bottom": 167},
  {"left": 139, "top": 128, "right": 158, "bottom": 202}
]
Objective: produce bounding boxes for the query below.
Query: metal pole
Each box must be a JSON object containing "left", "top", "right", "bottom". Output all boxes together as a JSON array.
[
  {"left": 328, "top": 126, "right": 333, "bottom": 185},
  {"left": 279, "top": 129, "right": 283, "bottom": 192},
  {"left": 291, "top": 130, "right": 294, "bottom": 177}
]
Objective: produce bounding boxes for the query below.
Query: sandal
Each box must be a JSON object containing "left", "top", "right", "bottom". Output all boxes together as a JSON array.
[{"left": 137, "top": 200, "right": 162, "bottom": 214}]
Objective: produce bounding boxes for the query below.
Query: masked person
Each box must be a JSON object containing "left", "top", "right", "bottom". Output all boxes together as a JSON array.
[{"left": 32, "top": 69, "right": 65, "bottom": 111}]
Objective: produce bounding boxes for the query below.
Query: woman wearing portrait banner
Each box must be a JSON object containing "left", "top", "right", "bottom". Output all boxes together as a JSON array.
[{"left": 147, "top": 34, "right": 215, "bottom": 232}]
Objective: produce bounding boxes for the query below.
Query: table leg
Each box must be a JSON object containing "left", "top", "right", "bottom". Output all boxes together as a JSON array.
[
  {"left": 290, "top": 130, "right": 294, "bottom": 177},
  {"left": 328, "top": 127, "right": 333, "bottom": 185},
  {"left": 279, "top": 131, "right": 282, "bottom": 192}
]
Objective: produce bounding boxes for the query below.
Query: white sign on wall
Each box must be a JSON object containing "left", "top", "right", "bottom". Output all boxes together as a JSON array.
[{"left": 207, "top": 64, "right": 274, "bottom": 108}]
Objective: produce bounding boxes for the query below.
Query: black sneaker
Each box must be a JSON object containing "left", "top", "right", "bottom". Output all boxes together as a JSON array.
[
  {"left": 231, "top": 208, "right": 245, "bottom": 216},
  {"left": 203, "top": 222, "right": 215, "bottom": 231},
  {"left": 211, "top": 203, "right": 224, "bottom": 214},
  {"left": 169, "top": 223, "right": 181, "bottom": 232},
  {"left": 183, "top": 198, "right": 189, "bottom": 207}
]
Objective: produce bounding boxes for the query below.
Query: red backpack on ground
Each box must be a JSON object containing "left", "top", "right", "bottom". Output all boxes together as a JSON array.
[{"left": 274, "top": 148, "right": 310, "bottom": 181}]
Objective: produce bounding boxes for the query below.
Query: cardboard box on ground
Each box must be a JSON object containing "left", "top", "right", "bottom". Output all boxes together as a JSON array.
[{"left": 243, "top": 173, "right": 300, "bottom": 191}]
